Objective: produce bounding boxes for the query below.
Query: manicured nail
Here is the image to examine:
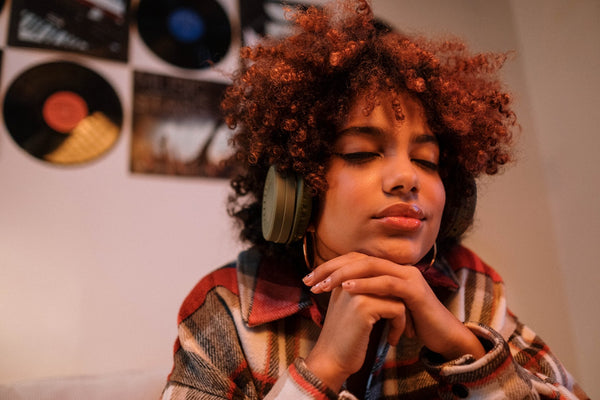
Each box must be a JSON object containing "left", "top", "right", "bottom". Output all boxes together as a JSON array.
[
  {"left": 302, "top": 272, "right": 314, "bottom": 284},
  {"left": 310, "top": 282, "right": 321, "bottom": 293},
  {"left": 319, "top": 277, "right": 332, "bottom": 290}
]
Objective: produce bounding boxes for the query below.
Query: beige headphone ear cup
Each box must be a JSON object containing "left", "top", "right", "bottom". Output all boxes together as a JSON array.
[
  {"left": 287, "top": 175, "right": 313, "bottom": 244},
  {"left": 262, "top": 165, "right": 297, "bottom": 243}
]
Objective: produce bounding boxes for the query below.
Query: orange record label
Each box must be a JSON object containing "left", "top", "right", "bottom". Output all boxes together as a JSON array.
[{"left": 42, "top": 91, "right": 89, "bottom": 133}]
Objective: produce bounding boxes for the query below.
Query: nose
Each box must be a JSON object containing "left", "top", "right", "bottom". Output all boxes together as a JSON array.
[{"left": 382, "top": 155, "right": 419, "bottom": 196}]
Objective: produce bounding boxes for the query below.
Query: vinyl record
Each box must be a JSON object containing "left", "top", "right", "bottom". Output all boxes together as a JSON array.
[
  {"left": 137, "top": 0, "right": 231, "bottom": 69},
  {"left": 3, "top": 61, "right": 123, "bottom": 165}
]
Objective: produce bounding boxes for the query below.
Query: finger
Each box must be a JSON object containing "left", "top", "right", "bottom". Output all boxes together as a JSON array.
[
  {"left": 341, "top": 275, "right": 408, "bottom": 297},
  {"left": 303, "top": 252, "right": 367, "bottom": 286},
  {"left": 309, "top": 254, "right": 383, "bottom": 293},
  {"left": 311, "top": 258, "right": 426, "bottom": 294},
  {"left": 388, "top": 310, "right": 406, "bottom": 345},
  {"left": 334, "top": 291, "right": 407, "bottom": 326},
  {"left": 340, "top": 274, "right": 431, "bottom": 307},
  {"left": 310, "top": 256, "right": 419, "bottom": 293}
]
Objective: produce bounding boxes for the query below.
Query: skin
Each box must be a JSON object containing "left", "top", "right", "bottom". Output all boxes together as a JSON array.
[{"left": 302, "top": 92, "right": 486, "bottom": 392}]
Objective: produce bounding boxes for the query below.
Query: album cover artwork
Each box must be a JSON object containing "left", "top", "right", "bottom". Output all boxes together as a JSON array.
[
  {"left": 240, "top": 0, "right": 310, "bottom": 46},
  {"left": 131, "top": 71, "right": 236, "bottom": 178},
  {"left": 3, "top": 60, "right": 123, "bottom": 165},
  {"left": 135, "top": 0, "right": 232, "bottom": 69},
  {"left": 239, "top": 0, "right": 392, "bottom": 47},
  {"left": 7, "top": 0, "right": 130, "bottom": 61}
]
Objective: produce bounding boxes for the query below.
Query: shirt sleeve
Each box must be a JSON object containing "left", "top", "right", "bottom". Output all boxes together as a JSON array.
[
  {"left": 163, "top": 342, "right": 345, "bottom": 400},
  {"left": 161, "top": 282, "right": 346, "bottom": 400},
  {"left": 263, "top": 359, "right": 343, "bottom": 400},
  {"left": 420, "top": 321, "right": 589, "bottom": 400}
]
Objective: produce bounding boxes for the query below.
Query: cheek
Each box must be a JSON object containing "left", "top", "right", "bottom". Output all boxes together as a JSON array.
[
  {"left": 432, "top": 181, "right": 446, "bottom": 224},
  {"left": 314, "top": 169, "right": 364, "bottom": 228}
]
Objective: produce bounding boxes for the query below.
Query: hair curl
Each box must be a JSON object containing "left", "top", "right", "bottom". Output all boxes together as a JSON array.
[{"left": 221, "top": 0, "right": 516, "bottom": 261}]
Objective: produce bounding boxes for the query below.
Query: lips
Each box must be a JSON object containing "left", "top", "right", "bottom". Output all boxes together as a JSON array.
[
  {"left": 374, "top": 203, "right": 425, "bottom": 219},
  {"left": 373, "top": 203, "right": 425, "bottom": 231}
]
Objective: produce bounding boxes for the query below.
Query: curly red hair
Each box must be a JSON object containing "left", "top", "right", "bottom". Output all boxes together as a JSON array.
[{"left": 222, "top": 0, "right": 516, "bottom": 258}]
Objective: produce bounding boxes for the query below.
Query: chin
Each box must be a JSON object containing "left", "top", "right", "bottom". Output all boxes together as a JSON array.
[{"left": 360, "top": 244, "right": 424, "bottom": 266}]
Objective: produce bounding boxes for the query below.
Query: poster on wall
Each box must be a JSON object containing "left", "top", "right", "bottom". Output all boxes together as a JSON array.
[
  {"left": 2, "top": 60, "right": 123, "bottom": 165},
  {"left": 130, "top": 71, "right": 236, "bottom": 178},
  {"left": 240, "top": 0, "right": 310, "bottom": 46},
  {"left": 7, "top": 0, "right": 130, "bottom": 62},
  {"left": 239, "top": 0, "right": 391, "bottom": 46},
  {"left": 135, "top": 0, "right": 232, "bottom": 70}
]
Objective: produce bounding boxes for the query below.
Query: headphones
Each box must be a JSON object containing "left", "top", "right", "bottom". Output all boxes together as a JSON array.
[
  {"left": 262, "top": 165, "right": 313, "bottom": 244},
  {"left": 438, "top": 173, "right": 477, "bottom": 243}
]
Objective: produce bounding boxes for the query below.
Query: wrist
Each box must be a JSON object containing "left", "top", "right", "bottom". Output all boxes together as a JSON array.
[
  {"left": 440, "top": 325, "right": 486, "bottom": 361},
  {"left": 304, "top": 352, "right": 349, "bottom": 393}
]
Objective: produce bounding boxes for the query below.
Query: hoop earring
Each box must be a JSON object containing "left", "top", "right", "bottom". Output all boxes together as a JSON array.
[
  {"left": 420, "top": 243, "right": 437, "bottom": 274},
  {"left": 429, "top": 242, "right": 437, "bottom": 268},
  {"left": 303, "top": 233, "right": 315, "bottom": 270}
]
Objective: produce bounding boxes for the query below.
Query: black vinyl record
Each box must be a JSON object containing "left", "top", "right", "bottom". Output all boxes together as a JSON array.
[
  {"left": 136, "top": 0, "right": 231, "bottom": 69},
  {"left": 3, "top": 61, "right": 123, "bottom": 165}
]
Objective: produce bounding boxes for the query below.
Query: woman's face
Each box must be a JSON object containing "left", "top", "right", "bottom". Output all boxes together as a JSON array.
[{"left": 311, "top": 92, "right": 445, "bottom": 266}]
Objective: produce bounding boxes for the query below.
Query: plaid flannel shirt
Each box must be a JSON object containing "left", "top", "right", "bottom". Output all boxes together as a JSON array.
[{"left": 162, "top": 246, "right": 587, "bottom": 399}]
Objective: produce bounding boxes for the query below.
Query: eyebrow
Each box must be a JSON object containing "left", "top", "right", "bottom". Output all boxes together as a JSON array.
[
  {"left": 337, "top": 126, "right": 438, "bottom": 144},
  {"left": 337, "top": 126, "right": 385, "bottom": 138},
  {"left": 414, "top": 133, "right": 438, "bottom": 145}
]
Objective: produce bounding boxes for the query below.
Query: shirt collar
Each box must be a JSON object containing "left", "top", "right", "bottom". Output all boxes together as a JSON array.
[
  {"left": 236, "top": 247, "right": 459, "bottom": 328},
  {"left": 237, "top": 248, "right": 319, "bottom": 327}
]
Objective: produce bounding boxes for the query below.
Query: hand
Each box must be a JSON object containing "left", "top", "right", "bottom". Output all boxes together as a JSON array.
[
  {"left": 303, "top": 252, "right": 485, "bottom": 391},
  {"left": 304, "top": 284, "right": 410, "bottom": 391}
]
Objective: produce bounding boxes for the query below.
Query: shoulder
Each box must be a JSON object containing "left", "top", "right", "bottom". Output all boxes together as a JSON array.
[
  {"left": 176, "top": 248, "right": 265, "bottom": 325},
  {"left": 443, "top": 246, "right": 512, "bottom": 331},
  {"left": 177, "top": 261, "right": 239, "bottom": 325},
  {"left": 444, "top": 245, "right": 503, "bottom": 284}
]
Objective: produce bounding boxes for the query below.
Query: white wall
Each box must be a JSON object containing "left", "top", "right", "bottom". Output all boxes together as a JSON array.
[{"left": 0, "top": 0, "right": 597, "bottom": 397}]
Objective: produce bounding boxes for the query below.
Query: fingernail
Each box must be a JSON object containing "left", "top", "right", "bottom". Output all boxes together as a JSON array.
[
  {"left": 342, "top": 280, "right": 355, "bottom": 290},
  {"left": 319, "top": 277, "right": 331, "bottom": 290},
  {"left": 302, "top": 272, "right": 314, "bottom": 284},
  {"left": 310, "top": 282, "right": 321, "bottom": 293}
]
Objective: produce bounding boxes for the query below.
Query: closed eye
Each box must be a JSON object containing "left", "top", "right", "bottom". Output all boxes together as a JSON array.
[
  {"left": 412, "top": 159, "right": 439, "bottom": 171},
  {"left": 334, "top": 152, "right": 382, "bottom": 164}
]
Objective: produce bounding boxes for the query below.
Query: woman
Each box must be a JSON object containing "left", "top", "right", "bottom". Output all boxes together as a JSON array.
[{"left": 162, "top": 1, "right": 587, "bottom": 398}]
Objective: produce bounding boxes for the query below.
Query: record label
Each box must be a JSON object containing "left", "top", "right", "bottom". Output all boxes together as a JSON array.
[
  {"left": 136, "top": 0, "right": 232, "bottom": 69},
  {"left": 3, "top": 61, "right": 123, "bottom": 165},
  {"left": 168, "top": 8, "right": 205, "bottom": 43},
  {"left": 42, "top": 91, "right": 89, "bottom": 133}
]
